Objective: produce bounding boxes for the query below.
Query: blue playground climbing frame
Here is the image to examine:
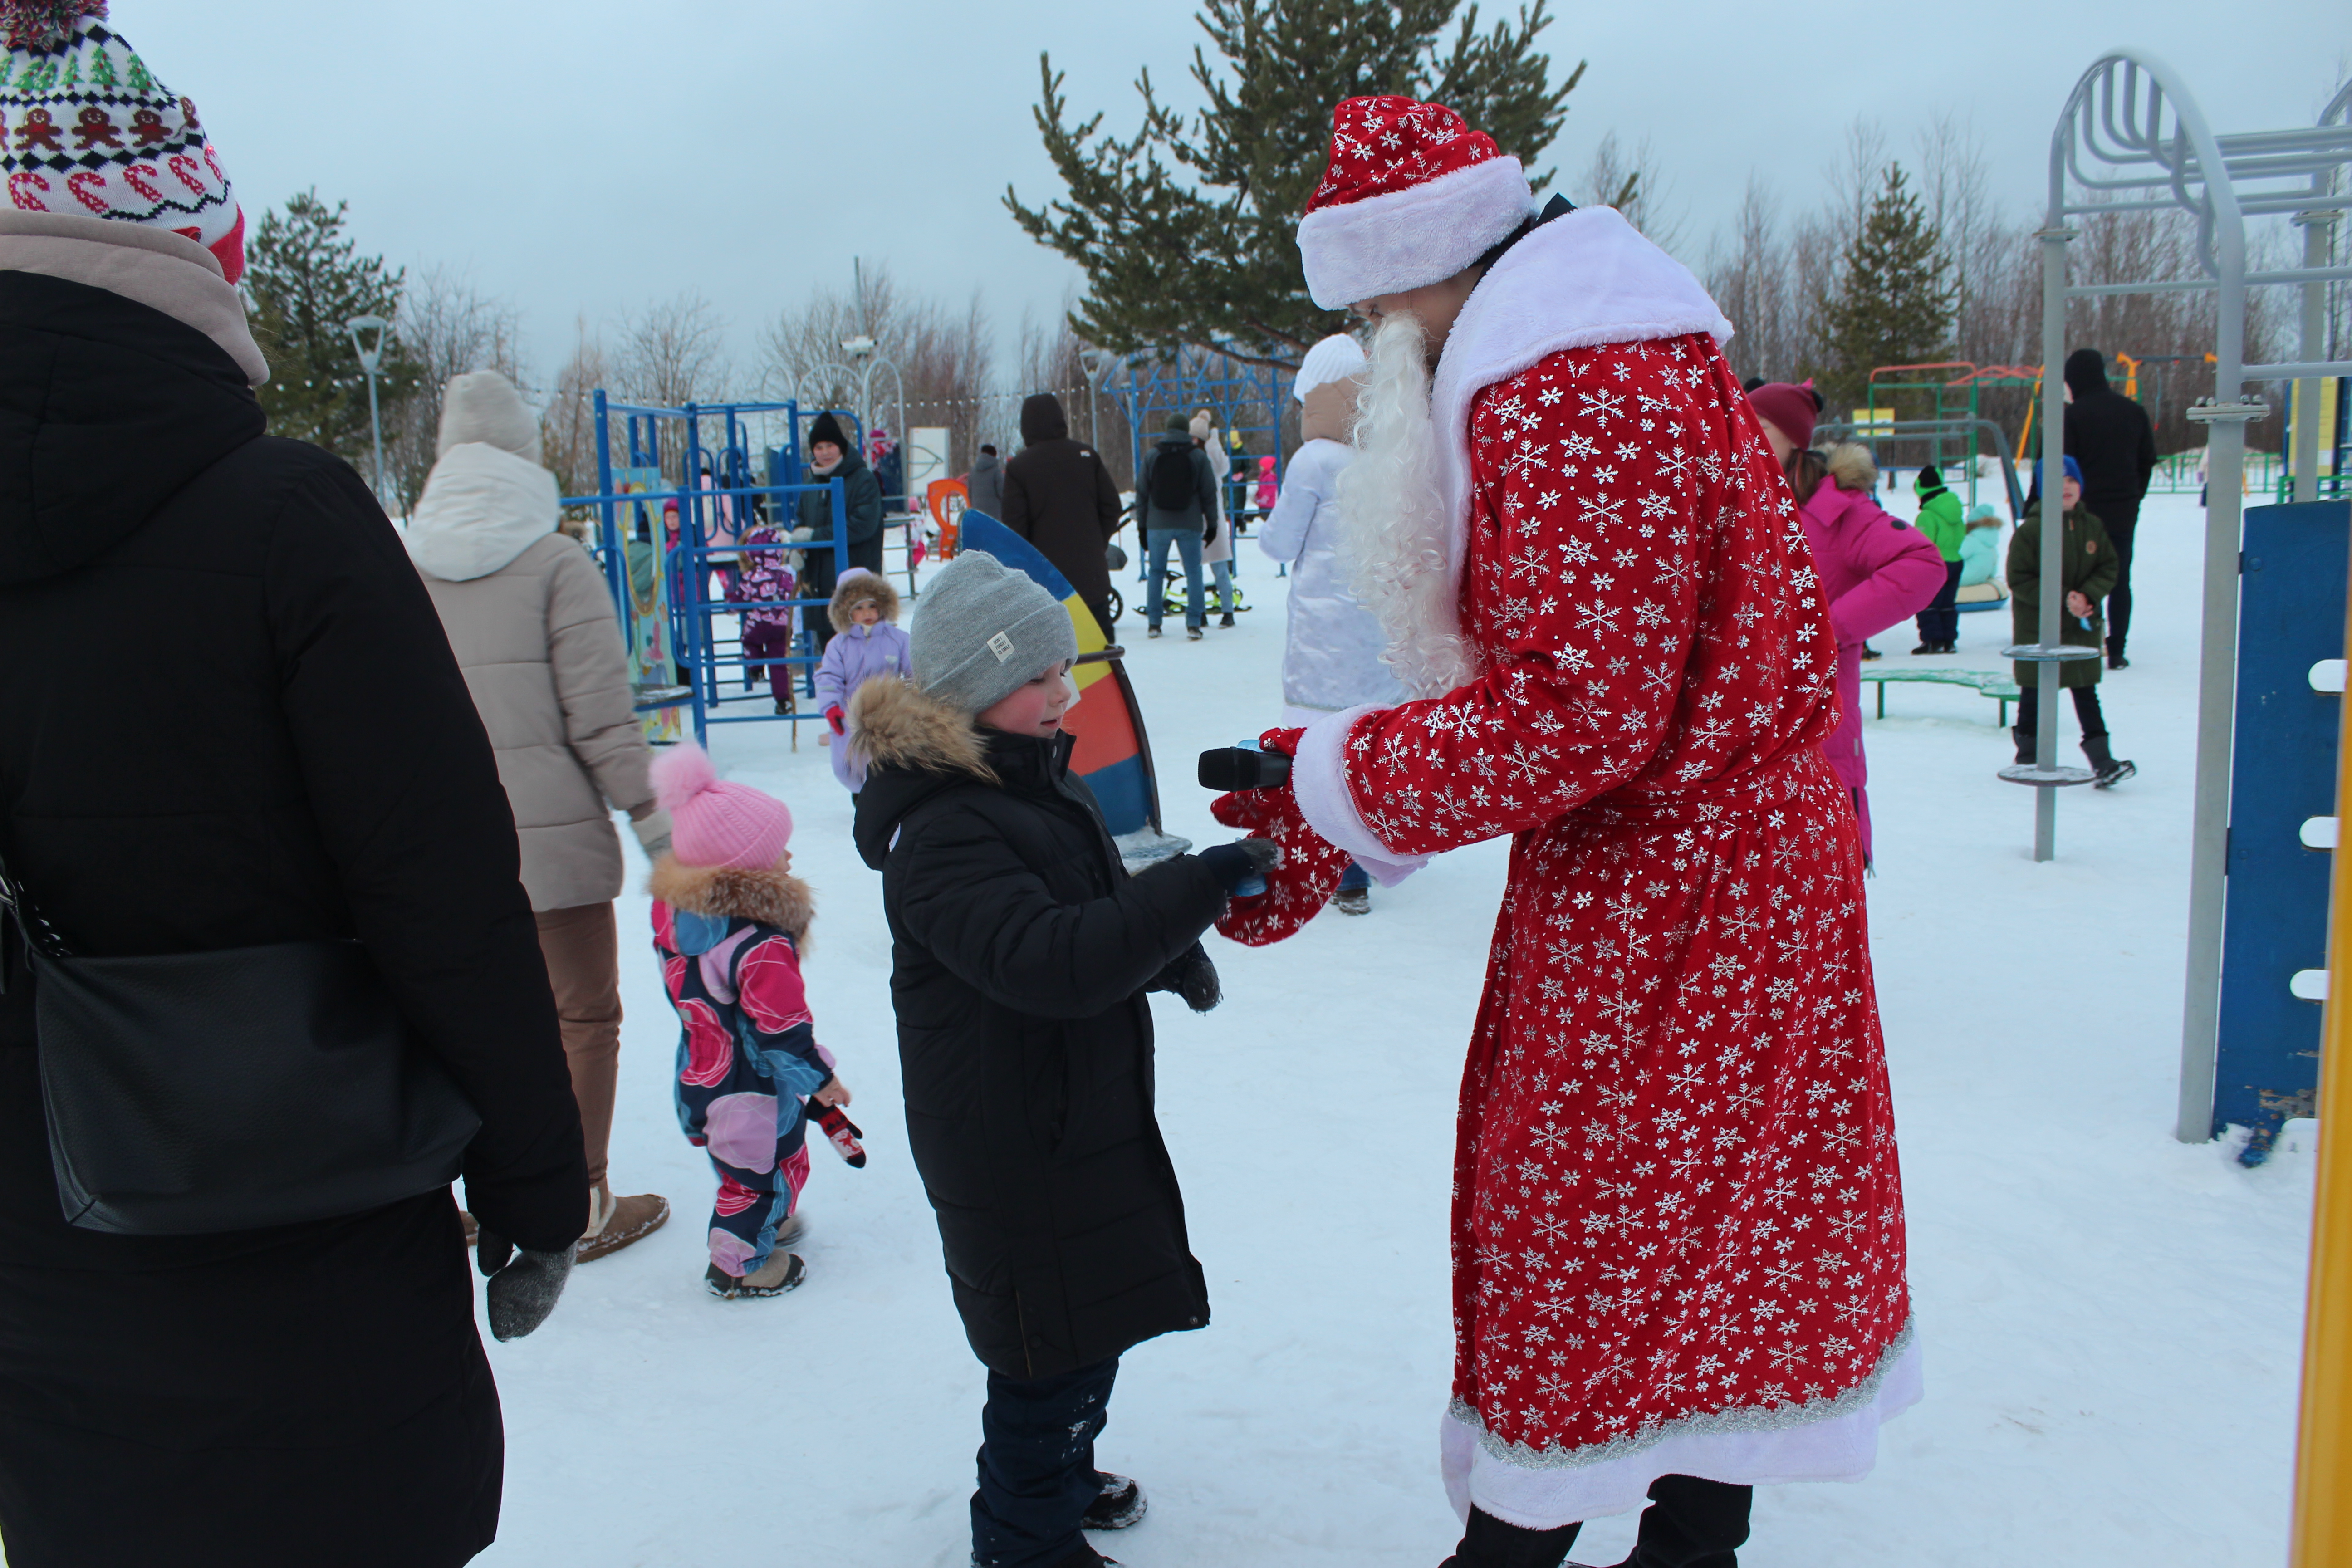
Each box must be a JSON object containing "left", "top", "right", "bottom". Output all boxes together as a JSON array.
[{"left": 568, "top": 389, "right": 868, "bottom": 749}]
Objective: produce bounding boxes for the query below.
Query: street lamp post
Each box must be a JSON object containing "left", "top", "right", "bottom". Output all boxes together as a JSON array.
[
  {"left": 1078, "top": 347, "right": 1110, "bottom": 455},
  {"left": 344, "top": 314, "right": 391, "bottom": 503}
]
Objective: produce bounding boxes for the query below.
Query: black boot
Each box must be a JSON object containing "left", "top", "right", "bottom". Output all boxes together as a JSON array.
[
  {"left": 1439, "top": 1507, "right": 1580, "bottom": 1568},
  {"left": 2082, "top": 732, "right": 2136, "bottom": 789},
  {"left": 2011, "top": 726, "right": 2035, "bottom": 767}
]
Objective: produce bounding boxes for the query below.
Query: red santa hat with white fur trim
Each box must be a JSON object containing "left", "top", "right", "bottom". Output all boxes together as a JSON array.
[{"left": 1295, "top": 96, "right": 1532, "bottom": 311}]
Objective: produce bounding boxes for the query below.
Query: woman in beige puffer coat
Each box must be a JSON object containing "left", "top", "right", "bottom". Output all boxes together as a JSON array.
[{"left": 407, "top": 370, "right": 671, "bottom": 1261}]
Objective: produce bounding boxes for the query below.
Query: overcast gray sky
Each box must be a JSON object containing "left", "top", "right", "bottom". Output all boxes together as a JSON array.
[{"left": 139, "top": 0, "right": 2346, "bottom": 385}]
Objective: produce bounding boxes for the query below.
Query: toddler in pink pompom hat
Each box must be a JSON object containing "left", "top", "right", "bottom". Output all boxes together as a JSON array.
[
  {"left": 645, "top": 742, "right": 861, "bottom": 1301},
  {"left": 650, "top": 742, "right": 793, "bottom": 871}
]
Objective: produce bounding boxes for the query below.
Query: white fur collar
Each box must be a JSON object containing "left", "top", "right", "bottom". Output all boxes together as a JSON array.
[{"left": 1426, "top": 206, "right": 1730, "bottom": 608}]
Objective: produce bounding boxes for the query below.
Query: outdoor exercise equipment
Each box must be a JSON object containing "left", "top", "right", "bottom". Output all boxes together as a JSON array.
[{"left": 2032, "top": 59, "right": 2352, "bottom": 1160}]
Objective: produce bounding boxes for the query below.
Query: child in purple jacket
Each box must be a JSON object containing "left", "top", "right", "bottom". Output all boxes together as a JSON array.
[
  {"left": 725, "top": 522, "right": 799, "bottom": 710},
  {"left": 813, "top": 568, "right": 911, "bottom": 792}
]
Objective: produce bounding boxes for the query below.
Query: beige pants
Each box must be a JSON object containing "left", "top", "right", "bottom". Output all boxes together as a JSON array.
[{"left": 535, "top": 901, "right": 621, "bottom": 1191}]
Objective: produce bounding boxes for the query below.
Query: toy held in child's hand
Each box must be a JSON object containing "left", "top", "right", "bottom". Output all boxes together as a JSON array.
[
  {"left": 1207, "top": 727, "right": 1354, "bottom": 946},
  {"left": 811, "top": 1099, "right": 866, "bottom": 1168}
]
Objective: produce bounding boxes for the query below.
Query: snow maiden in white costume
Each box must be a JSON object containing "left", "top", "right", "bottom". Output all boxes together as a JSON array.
[{"left": 1209, "top": 96, "right": 1919, "bottom": 1567}]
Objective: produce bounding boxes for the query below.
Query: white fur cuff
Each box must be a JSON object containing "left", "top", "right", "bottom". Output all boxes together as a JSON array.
[
  {"left": 1298, "top": 157, "right": 1532, "bottom": 310},
  {"left": 1291, "top": 705, "right": 1428, "bottom": 887}
]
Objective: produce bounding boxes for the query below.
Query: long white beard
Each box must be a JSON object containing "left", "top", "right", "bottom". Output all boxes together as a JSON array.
[{"left": 1333, "top": 311, "right": 1478, "bottom": 698}]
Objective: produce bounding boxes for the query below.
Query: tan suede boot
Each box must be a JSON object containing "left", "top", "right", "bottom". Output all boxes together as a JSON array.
[{"left": 576, "top": 1181, "right": 670, "bottom": 1263}]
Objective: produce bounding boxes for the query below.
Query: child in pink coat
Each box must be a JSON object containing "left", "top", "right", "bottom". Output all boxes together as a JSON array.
[{"left": 1789, "top": 444, "right": 1947, "bottom": 862}]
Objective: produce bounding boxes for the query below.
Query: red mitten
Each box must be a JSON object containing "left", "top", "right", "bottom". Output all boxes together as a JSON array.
[
  {"left": 1209, "top": 727, "right": 1354, "bottom": 947},
  {"left": 825, "top": 705, "right": 846, "bottom": 735},
  {"left": 811, "top": 1100, "right": 866, "bottom": 1168}
]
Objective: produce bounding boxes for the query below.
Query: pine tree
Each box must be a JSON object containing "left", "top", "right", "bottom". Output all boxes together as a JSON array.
[
  {"left": 241, "top": 191, "right": 416, "bottom": 472},
  {"left": 1006, "top": 0, "right": 1584, "bottom": 368},
  {"left": 88, "top": 44, "right": 115, "bottom": 92},
  {"left": 1813, "top": 163, "right": 1955, "bottom": 415}
]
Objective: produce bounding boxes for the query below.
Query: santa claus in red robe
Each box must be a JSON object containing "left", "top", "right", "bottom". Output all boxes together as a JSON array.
[{"left": 1213, "top": 97, "right": 1918, "bottom": 1568}]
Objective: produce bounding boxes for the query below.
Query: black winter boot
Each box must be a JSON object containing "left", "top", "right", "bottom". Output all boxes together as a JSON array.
[
  {"left": 2011, "top": 726, "right": 2035, "bottom": 767},
  {"left": 2082, "top": 733, "right": 2136, "bottom": 789},
  {"left": 1083, "top": 1473, "right": 1146, "bottom": 1530},
  {"left": 1440, "top": 1507, "right": 1581, "bottom": 1568}
]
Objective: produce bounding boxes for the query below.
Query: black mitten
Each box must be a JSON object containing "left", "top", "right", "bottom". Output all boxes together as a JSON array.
[
  {"left": 1152, "top": 942, "right": 1223, "bottom": 1014},
  {"left": 476, "top": 1230, "right": 577, "bottom": 1342},
  {"left": 1196, "top": 837, "right": 1283, "bottom": 893}
]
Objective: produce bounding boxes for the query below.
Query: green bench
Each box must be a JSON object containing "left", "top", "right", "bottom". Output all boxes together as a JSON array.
[{"left": 1859, "top": 666, "right": 2023, "bottom": 726}]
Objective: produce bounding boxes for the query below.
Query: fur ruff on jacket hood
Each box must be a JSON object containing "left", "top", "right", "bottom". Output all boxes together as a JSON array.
[
  {"left": 406, "top": 442, "right": 563, "bottom": 582},
  {"left": 848, "top": 676, "right": 997, "bottom": 784},
  {"left": 1825, "top": 441, "right": 1879, "bottom": 494},
  {"left": 646, "top": 856, "right": 815, "bottom": 946},
  {"left": 828, "top": 569, "right": 903, "bottom": 633}
]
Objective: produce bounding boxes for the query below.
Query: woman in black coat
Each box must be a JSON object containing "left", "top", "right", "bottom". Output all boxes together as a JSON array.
[{"left": 0, "top": 224, "right": 587, "bottom": 1563}]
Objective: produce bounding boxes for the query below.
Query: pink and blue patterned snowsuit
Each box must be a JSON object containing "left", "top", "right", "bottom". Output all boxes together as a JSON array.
[{"left": 652, "top": 897, "right": 834, "bottom": 1277}]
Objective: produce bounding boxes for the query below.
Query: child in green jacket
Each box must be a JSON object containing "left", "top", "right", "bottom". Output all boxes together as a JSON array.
[{"left": 1909, "top": 465, "right": 1967, "bottom": 654}]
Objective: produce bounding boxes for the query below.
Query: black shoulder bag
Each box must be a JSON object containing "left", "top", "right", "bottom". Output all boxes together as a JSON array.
[{"left": 0, "top": 851, "right": 480, "bottom": 1235}]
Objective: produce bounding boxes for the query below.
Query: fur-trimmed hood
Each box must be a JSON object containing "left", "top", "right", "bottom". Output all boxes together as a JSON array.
[
  {"left": 828, "top": 568, "right": 902, "bottom": 633},
  {"left": 847, "top": 676, "right": 996, "bottom": 784},
  {"left": 646, "top": 856, "right": 815, "bottom": 946},
  {"left": 1825, "top": 441, "right": 1879, "bottom": 494}
]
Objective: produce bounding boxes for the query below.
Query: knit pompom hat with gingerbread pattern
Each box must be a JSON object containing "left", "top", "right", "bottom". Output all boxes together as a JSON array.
[{"left": 0, "top": 1, "right": 245, "bottom": 282}]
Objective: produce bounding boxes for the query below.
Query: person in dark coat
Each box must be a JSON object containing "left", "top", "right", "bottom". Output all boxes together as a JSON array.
[
  {"left": 2060, "top": 348, "right": 2158, "bottom": 669},
  {"left": 0, "top": 153, "right": 588, "bottom": 1568},
  {"left": 795, "top": 411, "right": 885, "bottom": 651},
  {"left": 999, "top": 395, "right": 1124, "bottom": 638},
  {"left": 967, "top": 442, "right": 1005, "bottom": 519},
  {"left": 1139, "top": 414, "right": 1219, "bottom": 640},
  {"left": 847, "top": 551, "right": 1274, "bottom": 1568}
]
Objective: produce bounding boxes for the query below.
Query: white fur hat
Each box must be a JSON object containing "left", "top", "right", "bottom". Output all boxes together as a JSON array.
[{"left": 1292, "top": 333, "right": 1368, "bottom": 402}]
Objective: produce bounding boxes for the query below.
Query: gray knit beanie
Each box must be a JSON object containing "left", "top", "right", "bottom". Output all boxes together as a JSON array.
[{"left": 910, "top": 550, "right": 1078, "bottom": 715}]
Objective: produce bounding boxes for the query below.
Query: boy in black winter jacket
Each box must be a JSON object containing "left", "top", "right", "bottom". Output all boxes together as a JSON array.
[{"left": 848, "top": 550, "right": 1274, "bottom": 1568}]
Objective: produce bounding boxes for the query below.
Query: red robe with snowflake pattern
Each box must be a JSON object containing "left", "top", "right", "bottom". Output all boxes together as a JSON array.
[{"left": 1316, "top": 330, "right": 1910, "bottom": 1468}]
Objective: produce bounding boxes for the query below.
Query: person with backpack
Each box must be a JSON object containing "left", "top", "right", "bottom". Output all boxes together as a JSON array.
[{"left": 1139, "top": 414, "right": 1217, "bottom": 641}]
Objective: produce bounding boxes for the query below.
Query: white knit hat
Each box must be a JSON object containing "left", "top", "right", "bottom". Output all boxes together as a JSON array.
[
  {"left": 436, "top": 370, "right": 540, "bottom": 462},
  {"left": 1292, "top": 333, "right": 1368, "bottom": 402}
]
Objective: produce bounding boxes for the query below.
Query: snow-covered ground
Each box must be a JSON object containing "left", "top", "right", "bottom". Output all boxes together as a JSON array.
[{"left": 471, "top": 490, "right": 2314, "bottom": 1567}]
